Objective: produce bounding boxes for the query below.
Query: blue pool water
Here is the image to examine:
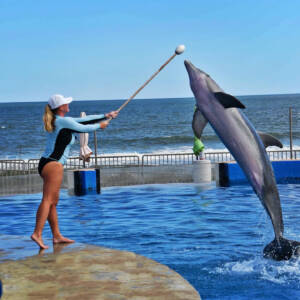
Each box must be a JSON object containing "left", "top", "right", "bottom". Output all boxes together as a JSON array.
[{"left": 1, "top": 183, "right": 300, "bottom": 299}]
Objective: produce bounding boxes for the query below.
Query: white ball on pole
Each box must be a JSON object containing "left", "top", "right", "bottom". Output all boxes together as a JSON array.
[{"left": 175, "top": 45, "right": 185, "bottom": 55}]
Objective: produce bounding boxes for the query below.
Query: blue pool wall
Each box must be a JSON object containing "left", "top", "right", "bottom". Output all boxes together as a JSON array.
[{"left": 218, "top": 160, "right": 300, "bottom": 186}]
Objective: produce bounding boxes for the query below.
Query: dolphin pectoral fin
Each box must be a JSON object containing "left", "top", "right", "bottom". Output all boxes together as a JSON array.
[
  {"left": 214, "top": 92, "right": 246, "bottom": 109},
  {"left": 258, "top": 132, "right": 283, "bottom": 148},
  {"left": 192, "top": 108, "right": 208, "bottom": 139}
]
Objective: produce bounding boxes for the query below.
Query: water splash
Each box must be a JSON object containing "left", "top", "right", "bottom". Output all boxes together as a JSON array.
[{"left": 214, "top": 256, "right": 300, "bottom": 285}]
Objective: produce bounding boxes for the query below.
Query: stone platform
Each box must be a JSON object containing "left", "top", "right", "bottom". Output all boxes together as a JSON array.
[{"left": 0, "top": 235, "right": 200, "bottom": 300}]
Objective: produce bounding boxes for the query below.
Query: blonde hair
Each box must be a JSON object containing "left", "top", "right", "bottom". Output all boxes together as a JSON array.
[{"left": 43, "top": 104, "right": 56, "bottom": 132}]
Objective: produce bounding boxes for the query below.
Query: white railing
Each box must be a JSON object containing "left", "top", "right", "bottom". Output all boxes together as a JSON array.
[
  {"left": 0, "top": 149, "right": 299, "bottom": 176},
  {"left": 0, "top": 160, "right": 27, "bottom": 176}
]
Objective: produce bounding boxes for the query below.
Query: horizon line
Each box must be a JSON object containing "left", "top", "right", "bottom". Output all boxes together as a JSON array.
[{"left": 0, "top": 92, "right": 299, "bottom": 104}]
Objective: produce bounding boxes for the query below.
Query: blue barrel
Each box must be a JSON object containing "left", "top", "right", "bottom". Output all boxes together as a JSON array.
[{"left": 73, "top": 169, "right": 101, "bottom": 196}]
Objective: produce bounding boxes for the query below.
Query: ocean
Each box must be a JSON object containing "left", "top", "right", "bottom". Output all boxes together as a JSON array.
[{"left": 0, "top": 94, "right": 299, "bottom": 160}]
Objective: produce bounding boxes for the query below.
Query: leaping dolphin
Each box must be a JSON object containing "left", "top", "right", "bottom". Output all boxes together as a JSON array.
[{"left": 185, "top": 60, "right": 300, "bottom": 260}]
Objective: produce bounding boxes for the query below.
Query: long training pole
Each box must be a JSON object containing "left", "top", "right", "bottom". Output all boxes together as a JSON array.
[
  {"left": 94, "top": 131, "right": 98, "bottom": 166},
  {"left": 111, "top": 45, "right": 185, "bottom": 115},
  {"left": 289, "top": 107, "right": 293, "bottom": 159},
  {"left": 90, "top": 47, "right": 185, "bottom": 164}
]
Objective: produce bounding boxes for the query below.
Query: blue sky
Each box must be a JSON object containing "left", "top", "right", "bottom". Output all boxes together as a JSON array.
[{"left": 0, "top": 0, "right": 299, "bottom": 102}]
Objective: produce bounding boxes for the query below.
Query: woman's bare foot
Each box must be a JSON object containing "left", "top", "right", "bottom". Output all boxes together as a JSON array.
[
  {"left": 31, "top": 233, "right": 49, "bottom": 249},
  {"left": 53, "top": 235, "right": 75, "bottom": 244}
]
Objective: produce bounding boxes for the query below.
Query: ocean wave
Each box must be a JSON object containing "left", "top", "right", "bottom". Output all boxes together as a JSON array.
[
  {"left": 75, "top": 145, "right": 300, "bottom": 157},
  {"left": 102, "top": 133, "right": 228, "bottom": 144},
  {"left": 2, "top": 144, "right": 300, "bottom": 161},
  {"left": 102, "top": 132, "right": 300, "bottom": 145},
  {"left": 104, "top": 135, "right": 196, "bottom": 144}
]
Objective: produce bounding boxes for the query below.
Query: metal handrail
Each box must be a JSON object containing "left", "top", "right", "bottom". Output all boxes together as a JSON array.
[
  {"left": 0, "top": 150, "right": 299, "bottom": 176},
  {"left": 141, "top": 150, "right": 300, "bottom": 165},
  {"left": 27, "top": 155, "right": 140, "bottom": 174},
  {"left": 142, "top": 153, "right": 195, "bottom": 166},
  {"left": 0, "top": 160, "right": 26, "bottom": 175},
  {"left": 65, "top": 155, "right": 140, "bottom": 169}
]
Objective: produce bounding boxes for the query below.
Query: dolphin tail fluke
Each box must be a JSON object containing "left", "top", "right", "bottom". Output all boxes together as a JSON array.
[
  {"left": 263, "top": 237, "right": 300, "bottom": 260},
  {"left": 257, "top": 131, "right": 283, "bottom": 149}
]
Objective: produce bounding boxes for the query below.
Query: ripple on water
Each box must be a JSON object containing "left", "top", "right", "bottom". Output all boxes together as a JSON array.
[{"left": 1, "top": 183, "right": 300, "bottom": 299}]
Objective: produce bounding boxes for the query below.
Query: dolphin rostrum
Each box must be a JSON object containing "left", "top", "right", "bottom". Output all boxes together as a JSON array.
[{"left": 185, "top": 60, "right": 300, "bottom": 260}]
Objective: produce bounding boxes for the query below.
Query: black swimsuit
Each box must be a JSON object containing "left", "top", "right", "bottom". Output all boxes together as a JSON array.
[
  {"left": 38, "top": 157, "right": 57, "bottom": 176},
  {"left": 37, "top": 114, "right": 106, "bottom": 176}
]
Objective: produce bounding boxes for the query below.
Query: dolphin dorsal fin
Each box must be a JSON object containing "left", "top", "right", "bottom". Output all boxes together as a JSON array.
[
  {"left": 258, "top": 132, "right": 283, "bottom": 149},
  {"left": 214, "top": 92, "right": 246, "bottom": 109},
  {"left": 192, "top": 108, "right": 208, "bottom": 139}
]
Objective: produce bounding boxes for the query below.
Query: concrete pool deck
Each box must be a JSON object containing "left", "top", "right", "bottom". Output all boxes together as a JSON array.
[
  {"left": 0, "top": 235, "right": 201, "bottom": 299},
  {"left": 0, "top": 164, "right": 217, "bottom": 196}
]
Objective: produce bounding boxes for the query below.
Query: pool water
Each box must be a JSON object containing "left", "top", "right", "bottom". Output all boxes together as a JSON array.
[{"left": 1, "top": 183, "right": 300, "bottom": 299}]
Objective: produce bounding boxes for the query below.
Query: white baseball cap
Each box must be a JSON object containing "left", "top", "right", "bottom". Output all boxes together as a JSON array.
[{"left": 48, "top": 94, "right": 73, "bottom": 109}]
